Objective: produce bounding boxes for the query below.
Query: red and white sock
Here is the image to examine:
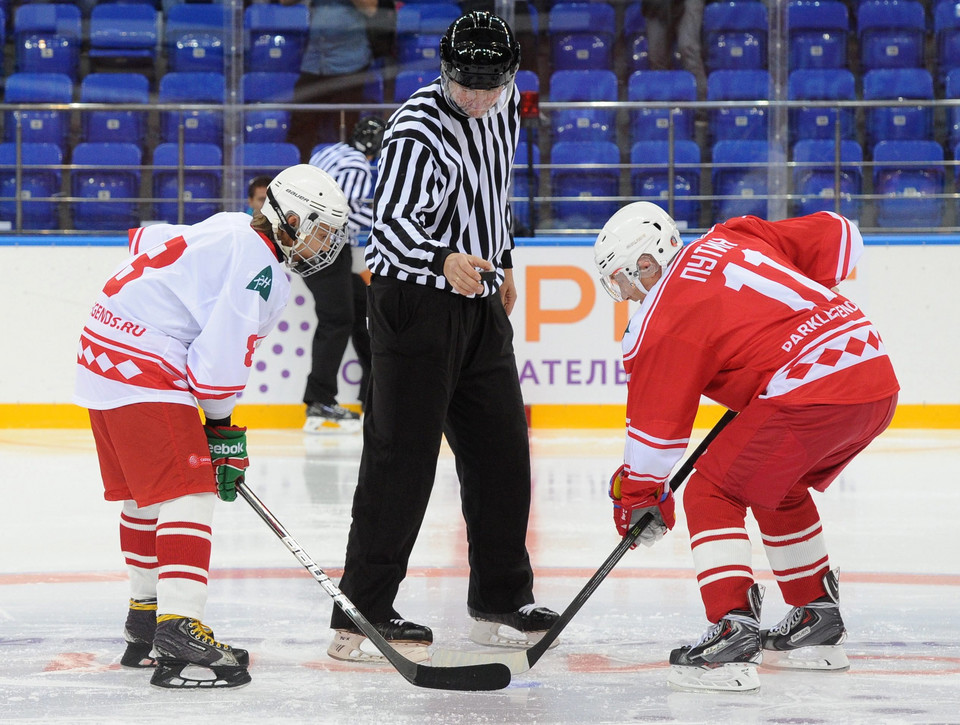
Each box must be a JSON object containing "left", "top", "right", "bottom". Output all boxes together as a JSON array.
[{"left": 155, "top": 492, "right": 216, "bottom": 620}]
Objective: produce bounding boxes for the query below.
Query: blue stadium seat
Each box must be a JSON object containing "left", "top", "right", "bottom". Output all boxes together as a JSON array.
[
  {"left": 872, "top": 140, "right": 944, "bottom": 227},
  {"left": 242, "top": 72, "right": 298, "bottom": 143},
  {"left": 703, "top": 1, "right": 768, "bottom": 71},
  {"left": 512, "top": 141, "right": 540, "bottom": 235},
  {"left": 80, "top": 73, "right": 150, "bottom": 146},
  {"left": 244, "top": 4, "right": 309, "bottom": 74},
  {"left": 707, "top": 70, "right": 770, "bottom": 142},
  {"left": 630, "top": 140, "right": 701, "bottom": 230},
  {"left": 858, "top": 0, "right": 925, "bottom": 71},
  {"left": 165, "top": 3, "right": 229, "bottom": 72},
  {"left": 935, "top": 1, "right": 960, "bottom": 87},
  {"left": 396, "top": 3, "right": 459, "bottom": 69},
  {"left": 159, "top": 72, "right": 226, "bottom": 145},
  {"left": 152, "top": 142, "right": 223, "bottom": 224},
  {"left": 235, "top": 142, "right": 301, "bottom": 189},
  {"left": 787, "top": 69, "right": 856, "bottom": 145},
  {"left": 71, "top": 142, "right": 142, "bottom": 231},
  {"left": 787, "top": 0, "right": 849, "bottom": 70},
  {"left": 548, "top": 2, "right": 616, "bottom": 71},
  {"left": 624, "top": 2, "right": 649, "bottom": 72},
  {"left": 549, "top": 140, "right": 621, "bottom": 230},
  {"left": 14, "top": 3, "right": 82, "bottom": 79},
  {"left": 711, "top": 140, "right": 771, "bottom": 222},
  {"left": 394, "top": 70, "right": 437, "bottom": 102},
  {"left": 792, "top": 139, "right": 862, "bottom": 219},
  {"left": 2, "top": 72, "right": 73, "bottom": 149},
  {"left": 627, "top": 70, "right": 697, "bottom": 144},
  {"left": 88, "top": 4, "right": 159, "bottom": 70},
  {"left": 549, "top": 70, "right": 618, "bottom": 144},
  {"left": 945, "top": 68, "right": 960, "bottom": 150},
  {"left": 0, "top": 142, "right": 62, "bottom": 230},
  {"left": 862, "top": 68, "right": 934, "bottom": 150}
]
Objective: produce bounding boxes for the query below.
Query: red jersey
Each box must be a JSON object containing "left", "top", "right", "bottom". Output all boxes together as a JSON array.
[{"left": 620, "top": 212, "right": 899, "bottom": 491}]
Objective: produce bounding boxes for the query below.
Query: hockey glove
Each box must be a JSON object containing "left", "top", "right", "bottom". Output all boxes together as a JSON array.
[
  {"left": 609, "top": 465, "right": 676, "bottom": 548},
  {"left": 204, "top": 425, "right": 249, "bottom": 502}
]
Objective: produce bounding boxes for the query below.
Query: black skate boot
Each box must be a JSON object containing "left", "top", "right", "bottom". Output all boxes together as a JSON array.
[
  {"left": 328, "top": 618, "right": 433, "bottom": 663},
  {"left": 303, "top": 403, "right": 361, "bottom": 434},
  {"left": 121, "top": 598, "right": 158, "bottom": 668},
  {"left": 468, "top": 604, "right": 561, "bottom": 648},
  {"left": 762, "top": 568, "right": 849, "bottom": 671},
  {"left": 668, "top": 583, "right": 764, "bottom": 692},
  {"left": 150, "top": 615, "right": 251, "bottom": 689}
]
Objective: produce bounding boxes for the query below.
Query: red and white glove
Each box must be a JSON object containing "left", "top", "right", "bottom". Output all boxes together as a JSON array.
[{"left": 609, "top": 465, "right": 676, "bottom": 548}]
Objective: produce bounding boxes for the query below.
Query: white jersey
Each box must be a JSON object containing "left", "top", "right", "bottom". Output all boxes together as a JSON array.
[{"left": 73, "top": 212, "right": 291, "bottom": 420}]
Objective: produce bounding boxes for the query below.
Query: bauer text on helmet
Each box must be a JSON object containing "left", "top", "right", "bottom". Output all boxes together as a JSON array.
[
  {"left": 262, "top": 165, "right": 350, "bottom": 277},
  {"left": 594, "top": 202, "right": 684, "bottom": 302}
]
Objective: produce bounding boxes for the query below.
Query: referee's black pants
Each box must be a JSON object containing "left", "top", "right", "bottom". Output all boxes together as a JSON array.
[{"left": 330, "top": 275, "right": 535, "bottom": 628}]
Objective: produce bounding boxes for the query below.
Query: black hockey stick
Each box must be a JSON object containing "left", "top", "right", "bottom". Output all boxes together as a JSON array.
[
  {"left": 431, "top": 409, "right": 738, "bottom": 675},
  {"left": 236, "top": 480, "right": 511, "bottom": 691}
]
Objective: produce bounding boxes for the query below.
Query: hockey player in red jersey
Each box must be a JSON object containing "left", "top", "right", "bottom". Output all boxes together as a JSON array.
[
  {"left": 595, "top": 202, "right": 899, "bottom": 692},
  {"left": 74, "top": 165, "right": 349, "bottom": 689}
]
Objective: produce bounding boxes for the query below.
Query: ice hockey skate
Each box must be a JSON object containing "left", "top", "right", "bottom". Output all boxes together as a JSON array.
[
  {"left": 668, "top": 584, "right": 764, "bottom": 693},
  {"left": 303, "top": 403, "right": 361, "bottom": 434},
  {"left": 150, "top": 615, "right": 251, "bottom": 689},
  {"left": 328, "top": 619, "right": 433, "bottom": 664},
  {"left": 120, "top": 598, "right": 158, "bottom": 668},
  {"left": 762, "top": 569, "right": 849, "bottom": 671},
  {"left": 468, "top": 604, "right": 561, "bottom": 649}
]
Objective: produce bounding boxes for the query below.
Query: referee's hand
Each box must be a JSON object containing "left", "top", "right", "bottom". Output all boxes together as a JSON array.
[{"left": 444, "top": 253, "right": 490, "bottom": 296}]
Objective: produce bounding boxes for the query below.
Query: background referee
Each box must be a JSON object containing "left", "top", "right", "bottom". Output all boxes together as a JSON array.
[{"left": 327, "top": 11, "right": 558, "bottom": 663}]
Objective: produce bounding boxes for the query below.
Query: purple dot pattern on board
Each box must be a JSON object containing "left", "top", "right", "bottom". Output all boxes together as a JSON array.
[
  {"left": 259, "top": 384, "right": 268, "bottom": 393},
  {"left": 300, "top": 321, "right": 310, "bottom": 331},
  {"left": 295, "top": 295, "right": 305, "bottom": 305},
  {"left": 296, "top": 347, "right": 304, "bottom": 356},
  {"left": 278, "top": 321, "right": 289, "bottom": 332},
  {"left": 256, "top": 361, "right": 266, "bottom": 371},
  {"left": 282, "top": 370, "right": 290, "bottom": 378},
  {"left": 272, "top": 344, "right": 283, "bottom": 354}
]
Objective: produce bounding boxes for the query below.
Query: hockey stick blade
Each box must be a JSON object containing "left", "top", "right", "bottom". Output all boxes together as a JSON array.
[
  {"left": 236, "top": 481, "right": 511, "bottom": 691},
  {"left": 432, "top": 409, "right": 738, "bottom": 674}
]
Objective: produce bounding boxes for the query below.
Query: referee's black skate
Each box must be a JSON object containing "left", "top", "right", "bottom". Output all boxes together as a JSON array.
[
  {"left": 328, "top": 618, "right": 433, "bottom": 663},
  {"left": 667, "top": 584, "right": 764, "bottom": 692},
  {"left": 150, "top": 615, "right": 251, "bottom": 689},
  {"left": 762, "top": 568, "right": 849, "bottom": 671},
  {"left": 121, "top": 598, "right": 158, "bottom": 668},
  {"left": 468, "top": 604, "right": 561, "bottom": 648}
]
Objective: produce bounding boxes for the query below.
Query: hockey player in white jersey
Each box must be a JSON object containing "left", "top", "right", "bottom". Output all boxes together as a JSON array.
[{"left": 73, "top": 165, "right": 349, "bottom": 689}]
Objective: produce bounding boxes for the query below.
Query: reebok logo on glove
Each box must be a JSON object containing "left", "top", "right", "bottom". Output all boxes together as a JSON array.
[{"left": 208, "top": 441, "right": 246, "bottom": 457}]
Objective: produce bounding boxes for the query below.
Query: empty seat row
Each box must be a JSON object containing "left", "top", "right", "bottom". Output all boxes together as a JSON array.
[
  {"left": 7, "top": 2, "right": 310, "bottom": 78},
  {"left": 0, "top": 140, "right": 301, "bottom": 231}
]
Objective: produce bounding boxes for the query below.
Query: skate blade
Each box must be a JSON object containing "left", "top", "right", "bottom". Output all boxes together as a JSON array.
[
  {"left": 150, "top": 661, "right": 251, "bottom": 689},
  {"left": 468, "top": 621, "right": 560, "bottom": 650},
  {"left": 327, "top": 630, "right": 430, "bottom": 664},
  {"left": 762, "top": 645, "right": 850, "bottom": 671},
  {"left": 303, "top": 418, "right": 361, "bottom": 435},
  {"left": 667, "top": 662, "right": 761, "bottom": 693}
]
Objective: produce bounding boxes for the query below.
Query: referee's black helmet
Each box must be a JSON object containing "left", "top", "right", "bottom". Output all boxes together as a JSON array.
[
  {"left": 350, "top": 116, "right": 386, "bottom": 158},
  {"left": 439, "top": 11, "right": 520, "bottom": 90}
]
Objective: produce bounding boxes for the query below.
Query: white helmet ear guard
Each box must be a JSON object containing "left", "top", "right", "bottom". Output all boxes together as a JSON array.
[
  {"left": 261, "top": 164, "right": 350, "bottom": 277},
  {"left": 594, "top": 202, "right": 684, "bottom": 301}
]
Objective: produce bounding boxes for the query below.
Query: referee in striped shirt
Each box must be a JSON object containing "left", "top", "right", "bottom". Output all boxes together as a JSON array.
[
  {"left": 301, "top": 117, "right": 386, "bottom": 433},
  {"left": 328, "top": 11, "right": 557, "bottom": 663}
]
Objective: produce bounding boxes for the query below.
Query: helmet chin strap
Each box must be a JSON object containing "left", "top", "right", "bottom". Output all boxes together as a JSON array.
[{"left": 265, "top": 187, "right": 297, "bottom": 242}]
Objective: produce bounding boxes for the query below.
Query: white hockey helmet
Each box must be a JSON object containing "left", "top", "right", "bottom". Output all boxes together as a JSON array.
[
  {"left": 261, "top": 164, "right": 349, "bottom": 277},
  {"left": 594, "top": 202, "right": 684, "bottom": 302}
]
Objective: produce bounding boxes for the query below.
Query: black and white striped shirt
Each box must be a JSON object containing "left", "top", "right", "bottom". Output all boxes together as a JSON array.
[
  {"left": 366, "top": 78, "right": 519, "bottom": 297},
  {"left": 309, "top": 142, "right": 375, "bottom": 246}
]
